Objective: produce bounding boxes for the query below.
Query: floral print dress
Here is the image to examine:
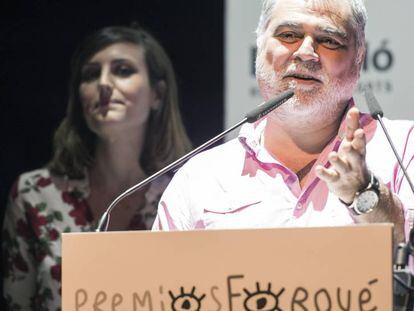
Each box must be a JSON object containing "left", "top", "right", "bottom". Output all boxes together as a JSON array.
[{"left": 2, "top": 168, "right": 170, "bottom": 310}]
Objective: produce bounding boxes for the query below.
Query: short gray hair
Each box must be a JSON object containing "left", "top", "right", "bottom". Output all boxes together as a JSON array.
[{"left": 256, "top": 0, "right": 368, "bottom": 63}]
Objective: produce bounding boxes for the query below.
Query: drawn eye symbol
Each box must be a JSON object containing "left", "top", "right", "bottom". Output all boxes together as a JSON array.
[
  {"left": 243, "top": 282, "right": 285, "bottom": 311},
  {"left": 169, "top": 286, "right": 206, "bottom": 311}
]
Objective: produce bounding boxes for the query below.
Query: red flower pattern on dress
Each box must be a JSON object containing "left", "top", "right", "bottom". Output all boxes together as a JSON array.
[
  {"left": 34, "top": 247, "right": 47, "bottom": 263},
  {"left": 16, "top": 219, "right": 33, "bottom": 240},
  {"left": 37, "top": 177, "right": 52, "bottom": 188},
  {"left": 62, "top": 191, "right": 93, "bottom": 226},
  {"left": 50, "top": 264, "right": 61, "bottom": 282},
  {"left": 25, "top": 205, "right": 48, "bottom": 238},
  {"left": 30, "top": 294, "right": 48, "bottom": 311},
  {"left": 48, "top": 228, "right": 59, "bottom": 241},
  {"left": 3, "top": 169, "right": 166, "bottom": 310}
]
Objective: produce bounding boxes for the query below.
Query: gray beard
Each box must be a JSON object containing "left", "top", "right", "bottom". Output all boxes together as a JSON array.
[
  {"left": 258, "top": 69, "right": 358, "bottom": 128},
  {"left": 271, "top": 80, "right": 355, "bottom": 128}
]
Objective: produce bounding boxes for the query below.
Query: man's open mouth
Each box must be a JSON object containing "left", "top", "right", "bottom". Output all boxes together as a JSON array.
[{"left": 283, "top": 73, "right": 322, "bottom": 83}]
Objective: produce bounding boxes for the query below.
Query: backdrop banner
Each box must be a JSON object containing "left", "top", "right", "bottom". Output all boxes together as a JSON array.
[{"left": 225, "top": 0, "right": 414, "bottom": 133}]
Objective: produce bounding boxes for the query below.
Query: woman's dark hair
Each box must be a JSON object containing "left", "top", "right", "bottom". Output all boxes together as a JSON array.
[{"left": 48, "top": 26, "right": 192, "bottom": 178}]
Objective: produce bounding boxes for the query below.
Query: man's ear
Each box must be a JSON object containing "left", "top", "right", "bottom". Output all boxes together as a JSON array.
[{"left": 151, "top": 80, "right": 167, "bottom": 110}]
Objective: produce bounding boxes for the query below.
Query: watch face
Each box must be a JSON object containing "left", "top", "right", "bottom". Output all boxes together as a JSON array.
[{"left": 356, "top": 190, "right": 379, "bottom": 214}]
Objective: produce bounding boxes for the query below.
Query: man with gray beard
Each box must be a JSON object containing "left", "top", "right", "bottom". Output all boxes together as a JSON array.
[{"left": 153, "top": 0, "right": 413, "bottom": 245}]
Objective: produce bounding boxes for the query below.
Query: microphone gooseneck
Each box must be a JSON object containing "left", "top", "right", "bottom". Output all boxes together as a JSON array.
[
  {"left": 364, "top": 88, "right": 414, "bottom": 310},
  {"left": 364, "top": 88, "right": 414, "bottom": 194},
  {"left": 95, "top": 89, "right": 295, "bottom": 232}
]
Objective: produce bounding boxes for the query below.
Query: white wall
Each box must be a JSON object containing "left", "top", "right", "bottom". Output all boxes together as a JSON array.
[{"left": 225, "top": 0, "right": 414, "bottom": 132}]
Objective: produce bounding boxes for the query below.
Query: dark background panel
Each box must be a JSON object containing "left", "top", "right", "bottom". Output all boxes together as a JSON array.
[{"left": 0, "top": 0, "right": 224, "bottom": 307}]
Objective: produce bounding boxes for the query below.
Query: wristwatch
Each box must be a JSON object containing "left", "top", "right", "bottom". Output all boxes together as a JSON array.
[{"left": 347, "top": 172, "right": 380, "bottom": 215}]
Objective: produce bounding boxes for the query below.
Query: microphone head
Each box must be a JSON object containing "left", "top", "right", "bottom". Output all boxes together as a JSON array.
[
  {"left": 246, "top": 89, "right": 294, "bottom": 123},
  {"left": 364, "top": 87, "right": 384, "bottom": 120}
]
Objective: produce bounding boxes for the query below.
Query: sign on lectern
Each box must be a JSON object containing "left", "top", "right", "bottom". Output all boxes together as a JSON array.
[{"left": 62, "top": 224, "right": 392, "bottom": 310}]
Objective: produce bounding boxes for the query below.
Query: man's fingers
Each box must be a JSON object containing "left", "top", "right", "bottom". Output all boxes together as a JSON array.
[
  {"left": 315, "top": 166, "right": 340, "bottom": 182},
  {"left": 345, "top": 107, "right": 360, "bottom": 141},
  {"left": 338, "top": 127, "right": 366, "bottom": 170},
  {"left": 351, "top": 128, "right": 366, "bottom": 156},
  {"left": 328, "top": 152, "right": 349, "bottom": 174}
]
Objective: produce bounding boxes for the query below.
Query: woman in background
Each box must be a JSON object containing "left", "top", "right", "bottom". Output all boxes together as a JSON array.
[{"left": 2, "top": 25, "right": 191, "bottom": 310}]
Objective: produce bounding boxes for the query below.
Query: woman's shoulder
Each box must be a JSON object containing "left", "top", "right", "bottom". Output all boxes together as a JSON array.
[
  {"left": 11, "top": 168, "right": 53, "bottom": 199},
  {"left": 15, "top": 168, "right": 89, "bottom": 192},
  {"left": 7, "top": 167, "right": 92, "bottom": 228},
  {"left": 11, "top": 167, "right": 89, "bottom": 202},
  {"left": 17, "top": 167, "right": 52, "bottom": 185},
  {"left": 5, "top": 168, "right": 60, "bottom": 221}
]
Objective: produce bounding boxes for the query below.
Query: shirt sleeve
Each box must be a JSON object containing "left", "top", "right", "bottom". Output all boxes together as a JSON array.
[
  {"left": 152, "top": 165, "right": 196, "bottom": 231},
  {"left": 2, "top": 179, "right": 37, "bottom": 310}
]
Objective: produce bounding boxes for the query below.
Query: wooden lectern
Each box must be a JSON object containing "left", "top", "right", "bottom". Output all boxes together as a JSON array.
[{"left": 62, "top": 224, "right": 393, "bottom": 310}]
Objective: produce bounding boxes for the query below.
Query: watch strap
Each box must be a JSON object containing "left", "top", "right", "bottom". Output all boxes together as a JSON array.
[
  {"left": 338, "top": 172, "right": 380, "bottom": 215},
  {"left": 349, "top": 172, "right": 380, "bottom": 215}
]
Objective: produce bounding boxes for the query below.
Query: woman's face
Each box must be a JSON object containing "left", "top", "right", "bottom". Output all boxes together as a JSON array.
[{"left": 79, "top": 42, "right": 160, "bottom": 138}]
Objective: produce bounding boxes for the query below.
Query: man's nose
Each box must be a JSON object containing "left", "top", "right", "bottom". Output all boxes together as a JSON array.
[{"left": 293, "top": 36, "right": 319, "bottom": 62}]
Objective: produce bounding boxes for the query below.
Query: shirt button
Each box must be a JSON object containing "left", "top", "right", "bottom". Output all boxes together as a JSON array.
[{"left": 297, "top": 203, "right": 303, "bottom": 210}]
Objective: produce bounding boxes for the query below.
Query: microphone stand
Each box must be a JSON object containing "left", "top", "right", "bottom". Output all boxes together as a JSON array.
[
  {"left": 96, "top": 119, "right": 245, "bottom": 232},
  {"left": 394, "top": 237, "right": 414, "bottom": 310},
  {"left": 95, "top": 89, "right": 294, "bottom": 232},
  {"left": 364, "top": 88, "right": 414, "bottom": 310},
  {"left": 376, "top": 118, "right": 414, "bottom": 194}
]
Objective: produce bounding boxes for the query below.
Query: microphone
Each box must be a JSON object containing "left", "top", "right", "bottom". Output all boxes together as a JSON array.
[
  {"left": 95, "top": 89, "right": 294, "bottom": 232},
  {"left": 364, "top": 88, "right": 414, "bottom": 194},
  {"left": 364, "top": 88, "right": 383, "bottom": 120},
  {"left": 246, "top": 89, "right": 294, "bottom": 122},
  {"left": 364, "top": 88, "right": 414, "bottom": 310}
]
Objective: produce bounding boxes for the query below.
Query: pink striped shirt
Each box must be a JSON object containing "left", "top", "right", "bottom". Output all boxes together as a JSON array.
[{"left": 153, "top": 105, "right": 414, "bottom": 240}]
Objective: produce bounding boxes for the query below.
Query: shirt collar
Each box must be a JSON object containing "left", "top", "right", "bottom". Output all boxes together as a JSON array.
[{"left": 238, "top": 98, "right": 377, "bottom": 166}]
